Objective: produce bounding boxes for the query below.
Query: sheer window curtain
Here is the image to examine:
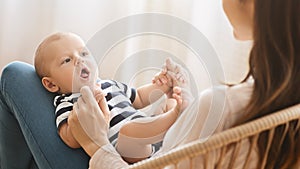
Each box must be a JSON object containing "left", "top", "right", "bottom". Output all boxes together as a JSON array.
[{"left": 0, "top": 0, "right": 251, "bottom": 91}]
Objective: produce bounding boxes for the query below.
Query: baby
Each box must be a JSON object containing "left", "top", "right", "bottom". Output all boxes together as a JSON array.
[{"left": 34, "top": 32, "right": 188, "bottom": 163}]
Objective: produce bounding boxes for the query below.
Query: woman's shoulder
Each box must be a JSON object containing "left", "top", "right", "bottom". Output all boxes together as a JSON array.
[
  {"left": 197, "top": 81, "right": 254, "bottom": 131},
  {"left": 199, "top": 80, "right": 253, "bottom": 110},
  {"left": 225, "top": 80, "right": 253, "bottom": 113}
]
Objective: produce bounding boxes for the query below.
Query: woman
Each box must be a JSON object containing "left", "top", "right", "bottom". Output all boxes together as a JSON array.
[
  {"left": 68, "top": 0, "right": 300, "bottom": 168},
  {"left": 0, "top": 0, "right": 299, "bottom": 168}
]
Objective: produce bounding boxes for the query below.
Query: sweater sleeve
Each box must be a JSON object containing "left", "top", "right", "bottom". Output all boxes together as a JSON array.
[{"left": 89, "top": 144, "right": 128, "bottom": 169}]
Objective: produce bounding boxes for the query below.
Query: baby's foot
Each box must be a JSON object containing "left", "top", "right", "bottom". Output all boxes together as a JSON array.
[
  {"left": 172, "top": 87, "right": 184, "bottom": 116},
  {"left": 163, "top": 58, "right": 190, "bottom": 89},
  {"left": 172, "top": 86, "right": 193, "bottom": 113}
]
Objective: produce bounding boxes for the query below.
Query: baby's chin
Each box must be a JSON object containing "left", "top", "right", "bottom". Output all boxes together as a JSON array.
[{"left": 72, "top": 82, "right": 95, "bottom": 93}]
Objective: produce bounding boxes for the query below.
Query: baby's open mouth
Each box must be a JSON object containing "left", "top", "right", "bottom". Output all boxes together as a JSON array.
[{"left": 80, "top": 67, "right": 90, "bottom": 79}]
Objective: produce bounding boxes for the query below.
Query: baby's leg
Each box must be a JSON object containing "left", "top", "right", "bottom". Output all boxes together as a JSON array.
[
  {"left": 165, "top": 58, "right": 194, "bottom": 109},
  {"left": 149, "top": 97, "right": 177, "bottom": 116},
  {"left": 116, "top": 88, "right": 183, "bottom": 163}
]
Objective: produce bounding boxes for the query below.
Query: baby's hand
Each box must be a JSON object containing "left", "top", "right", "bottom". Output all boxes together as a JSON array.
[
  {"left": 94, "top": 86, "right": 110, "bottom": 124},
  {"left": 152, "top": 69, "right": 173, "bottom": 87},
  {"left": 94, "top": 88, "right": 106, "bottom": 104}
]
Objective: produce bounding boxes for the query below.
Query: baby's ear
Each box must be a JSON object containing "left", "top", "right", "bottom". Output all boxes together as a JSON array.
[{"left": 42, "top": 77, "right": 59, "bottom": 93}]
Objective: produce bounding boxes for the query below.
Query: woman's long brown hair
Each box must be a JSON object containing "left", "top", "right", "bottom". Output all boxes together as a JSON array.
[{"left": 237, "top": 0, "right": 300, "bottom": 168}]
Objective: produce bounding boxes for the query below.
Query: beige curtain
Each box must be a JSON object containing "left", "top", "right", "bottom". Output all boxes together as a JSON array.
[{"left": 0, "top": 0, "right": 251, "bottom": 91}]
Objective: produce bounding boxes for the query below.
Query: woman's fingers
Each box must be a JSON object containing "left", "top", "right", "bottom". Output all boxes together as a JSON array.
[
  {"left": 70, "top": 86, "right": 110, "bottom": 150},
  {"left": 80, "top": 86, "right": 97, "bottom": 106},
  {"left": 68, "top": 108, "right": 102, "bottom": 157}
]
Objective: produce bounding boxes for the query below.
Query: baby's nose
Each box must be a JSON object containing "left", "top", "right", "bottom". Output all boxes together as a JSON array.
[{"left": 75, "top": 57, "right": 84, "bottom": 65}]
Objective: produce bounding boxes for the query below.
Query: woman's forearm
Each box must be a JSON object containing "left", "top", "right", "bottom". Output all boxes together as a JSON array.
[
  {"left": 82, "top": 140, "right": 101, "bottom": 157},
  {"left": 89, "top": 144, "right": 129, "bottom": 169}
]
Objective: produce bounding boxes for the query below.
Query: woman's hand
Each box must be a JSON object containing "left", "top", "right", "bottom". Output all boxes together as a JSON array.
[{"left": 68, "top": 86, "right": 110, "bottom": 157}]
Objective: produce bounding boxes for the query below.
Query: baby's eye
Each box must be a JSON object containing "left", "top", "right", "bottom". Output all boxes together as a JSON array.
[
  {"left": 80, "top": 51, "right": 89, "bottom": 57},
  {"left": 62, "top": 58, "right": 71, "bottom": 64}
]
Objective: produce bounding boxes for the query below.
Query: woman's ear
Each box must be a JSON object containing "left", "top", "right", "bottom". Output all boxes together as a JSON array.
[{"left": 42, "top": 77, "right": 59, "bottom": 93}]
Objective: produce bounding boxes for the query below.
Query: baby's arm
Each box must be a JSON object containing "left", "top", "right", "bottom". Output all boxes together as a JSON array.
[
  {"left": 133, "top": 79, "right": 171, "bottom": 109},
  {"left": 59, "top": 119, "right": 81, "bottom": 148},
  {"left": 54, "top": 95, "right": 81, "bottom": 148},
  {"left": 133, "top": 60, "right": 185, "bottom": 109}
]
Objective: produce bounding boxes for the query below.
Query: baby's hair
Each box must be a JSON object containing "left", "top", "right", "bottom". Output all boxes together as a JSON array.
[{"left": 34, "top": 32, "right": 71, "bottom": 78}]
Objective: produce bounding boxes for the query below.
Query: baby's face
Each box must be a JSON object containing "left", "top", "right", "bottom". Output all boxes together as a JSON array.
[{"left": 43, "top": 34, "right": 98, "bottom": 93}]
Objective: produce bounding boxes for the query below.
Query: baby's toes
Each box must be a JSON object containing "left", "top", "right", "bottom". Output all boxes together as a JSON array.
[
  {"left": 173, "top": 86, "right": 182, "bottom": 95},
  {"left": 172, "top": 87, "right": 183, "bottom": 109}
]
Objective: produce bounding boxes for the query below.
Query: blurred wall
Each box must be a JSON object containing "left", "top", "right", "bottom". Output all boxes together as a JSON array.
[{"left": 0, "top": 0, "right": 252, "bottom": 91}]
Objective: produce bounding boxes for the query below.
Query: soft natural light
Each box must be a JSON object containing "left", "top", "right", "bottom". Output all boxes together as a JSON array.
[{"left": 0, "top": 0, "right": 252, "bottom": 88}]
